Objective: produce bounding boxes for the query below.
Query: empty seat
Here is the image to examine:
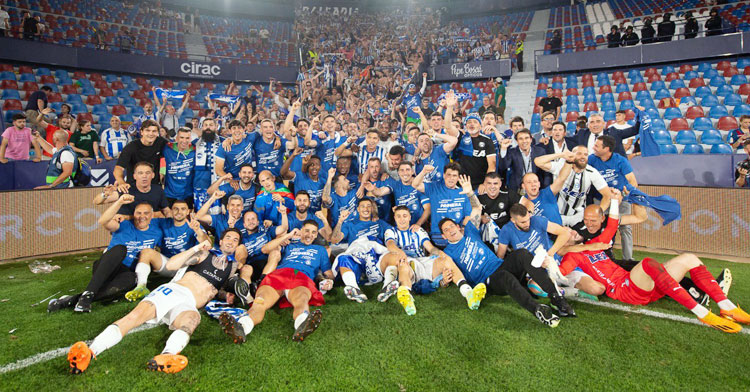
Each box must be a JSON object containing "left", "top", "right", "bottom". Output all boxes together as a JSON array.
[
  {"left": 724, "top": 94, "right": 743, "bottom": 106},
  {"left": 685, "top": 106, "right": 705, "bottom": 119},
  {"left": 668, "top": 79, "right": 686, "bottom": 90},
  {"left": 689, "top": 78, "right": 706, "bottom": 88},
  {"left": 692, "top": 117, "right": 713, "bottom": 131},
  {"left": 669, "top": 118, "right": 690, "bottom": 131},
  {"left": 681, "top": 143, "right": 705, "bottom": 154},
  {"left": 708, "top": 105, "right": 730, "bottom": 119},
  {"left": 717, "top": 116, "right": 739, "bottom": 131},
  {"left": 709, "top": 143, "right": 733, "bottom": 154},
  {"left": 730, "top": 74, "right": 748, "bottom": 86},
  {"left": 653, "top": 89, "right": 671, "bottom": 100},
  {"left": 715, "top": 85, "right": 735, "bottom": 98},
  {"left": 659, "top": 144, "right": 678, "bottom": 154},
  {"left": 701, "top": 129, "right": 724, "bottom": 144},
  {"left": 675, "top": 130, "right": 698, "bottom": 144},
  {"left": 565, "top": 111, "right": 580, "bottom": 122},
  {"left": 733, "top": 104, "right": 750, "bottom": 116},
  {"left": 618, "top": 91, "right": 632, "bottom": 101},
  {"left": 653, "top": 130, "right": 673, "bottom": 144},
  {"left": 663, "top": 107, "right": 682, "bottom": 120},
  {"left": 701, "top": 95, "right": 720, "bottom": 107},
  {"left": 632, "top": 82, "right": 647, "bottom": 92}
]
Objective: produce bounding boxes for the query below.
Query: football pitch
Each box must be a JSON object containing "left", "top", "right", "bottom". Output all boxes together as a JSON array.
[{"left": 1, "top": 250, "right": 748, "bottom": 391}]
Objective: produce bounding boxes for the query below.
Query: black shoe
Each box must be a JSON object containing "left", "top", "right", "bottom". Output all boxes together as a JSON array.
[
  {"left": 74, "top": 291, "right": 94, "bottom": 313},
  {"left": 227, "top": 276, "right": 252, "bottom": 307},
  {"left": 218, "top": 312, "right": 246, "bottom": 344},
  {"left": 550, "top": 295, "right": 577, "bottom": 317},
  {"left": 292, "top": 309, "right": 322, "bottom": 342},
  {"left": 534, "top": 304, "right": 560, "bottom": 328},
  {"left": 48, "top": 294, "right": 80, "bottom": 313}
]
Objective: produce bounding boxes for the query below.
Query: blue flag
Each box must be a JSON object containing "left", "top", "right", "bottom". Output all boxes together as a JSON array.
[
  {"left": 623, "top": 184, "right": 681, "bottom": 225},
  {"left": 155, "top": 88, "right": 188, "bottom": 100},
  {"left": 208, "top": 93, "right": 240, "bottom": 105},
  {"left": 635, "top": 107, "right": 661, "bottom": 157},
  {"left": 437, "top": 92, "right": 472, "bottom": 102}
]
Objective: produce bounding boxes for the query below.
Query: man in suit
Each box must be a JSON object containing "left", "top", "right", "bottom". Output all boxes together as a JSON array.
[
  {"left": 574, "top": 113, "right": 639, "bottom": 157},
  {"left": 540, "top": 121, "right": 577, "bottom": 154},
  {"left": 499, "top": 129, "right": 550, "bottom": 191}
]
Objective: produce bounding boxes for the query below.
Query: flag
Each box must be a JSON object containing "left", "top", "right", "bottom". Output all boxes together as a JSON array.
[
  {"left": 155, "top": 88, "right": 187, "bottom": 100},
  {"left": 635, "top": 107, "right": 661, "bottom": 157},
  {"left": 623, "top": 184, "right": 681, "bottom": 225},
  {"left": 208, "top": 93, "right": 240, "bottom": 105},
  {"left": 437, "top": 92, "right": 472, "bottom": 102}
]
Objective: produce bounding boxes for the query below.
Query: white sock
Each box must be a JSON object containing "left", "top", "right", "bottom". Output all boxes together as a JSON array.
[
  {"left": 717, "top": 299, "right": 736, "bottom": 311},
  {"left": 459, "top": 283, "right": 472, "bottom": 298},
  {"left": 294, "top": 311, "right": 310, "bottom": 330},
  {"left": 690, "top": 304, "right": 710, "bottom": 319},
  {"left": 135, "top": 263, "right": 152, "bottom": 286},
  {"left": 342, "top": 271, "right": 360, "bottom": 289},
  {"left": 161, "top": 329, "right": 190, "bottom": 354},
  {"left": 89, "top": 325, "right": 122, "bottom": 356},
  {"left": 238, "top": 315, "right": 254, "bottom": 335},
  {"left": 382, "top": 266, "right": 398, "bottom": 287},
  {"left": 562, "top": 287, "right": 578, "bottom": 298}
]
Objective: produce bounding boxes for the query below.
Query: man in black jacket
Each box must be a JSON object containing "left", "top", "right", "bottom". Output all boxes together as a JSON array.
[
  {"left": 621, "top": 26, "right": 639, "bottom": 46},
  {"left": 640, "top": 17, "right": 656, "bottom": 44},
  {"left": 684, "top": 11, "right": 699, "bottom": 39},
  {"left": 549, "top": 30, "right": 562, "bottom": 54},
  {"left": 574, "top": 113, "right": 639, "bottom": 157},
  {"left": 705, "top": 8, "right": 724, "bottom": 37},
  {"left": 657, "top": 13, "right": 675, "bottom": 42}
]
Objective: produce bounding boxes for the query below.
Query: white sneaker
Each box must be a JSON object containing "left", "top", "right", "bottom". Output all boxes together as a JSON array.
[{"left": 377, "top": 281, "right": 400, "bottom": 302}]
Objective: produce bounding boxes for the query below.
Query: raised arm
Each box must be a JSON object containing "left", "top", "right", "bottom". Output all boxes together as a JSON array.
[
  {"left": 546, "top": 221, "right": 571, "bottom": 257},
  {"left": 534, "top": 151, "right": 572, "bottom": 172},
  {"left": 195, "top": 190, "right": 225, "bottom": 225},
  {"left": 280, "top": 147, "right": 302, "bottom": 180},
  {"left": 165, "top": 240, "right": 212, "bottom": 271},
  {"left": 549, "top": 161, "right": 572, "bottom": 196},
  {"left": 411, "top": 165, "right": 433, "bottom": 193},
  {"left": 322, "top": 167, "right": 336, "bottom": 207},
  {"left": 207, "top": 173, "right": 233, "bottom": 196},
  {"left": 261, "top": 229, "right": 299, "bottom": 254},
  {"left": 459, "top": 174, "right": 482, "bottom": 227},
  {"left": 98, "top": 194, "right": 134, "bottom": 232},
  {"left": 330, "top": 209, "right": 351, "bottom": 244}
]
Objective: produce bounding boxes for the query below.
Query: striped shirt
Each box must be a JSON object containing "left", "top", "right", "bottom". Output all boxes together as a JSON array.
[
  {"left": 550, "top": 159, "right": 608, "bottom": 218},
  {"left": 384, "top": 227, "right": 430, "bottom": 258},
  {"left": 100, "top": 127, "right": 131, "bottom": 159},
  {"left": 356, "top": 144, "right": 386, "bottom": 175}
]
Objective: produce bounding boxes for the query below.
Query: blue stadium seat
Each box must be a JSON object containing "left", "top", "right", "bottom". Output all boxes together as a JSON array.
[
  {"left": 630, "top": 74, "right": 645, "bottom": 84},
  {"left": 710, "top": 144, "right": 733, "bottom": 154},
  {"left": 640, "top": 98, "right": 656, "bottom": 109},
  {"left": 0, "top": 71, "right": 15, "bottom": 81},
  {"left": 529, "top": 122, "right": 541, "bottom": 133},
  {"left": 738, "top": 58, "right": 750, "bottom": 69},
  {"left": 66, "top": 94, "right": 84, "bottom": 105},
  {"left": 130, "top": 106, "right": 145, "bottom": 116},
  {"left": 730, "top": 74, "right": 748, "bottom": 86},
  {"left": 615, "top": 83, "right": 629, "bottom": 93},
  {"left": 105, "top": 74, "right": 119, "bottom": 83},
  {"left": 601, "top": 101, "right": 616, "bottom": 111},
  {"left": 536, "top": 90, "right": 547, "bottom": 97},
  {"left": 35, "top": 67, "right": 51, "bottom": 76},
  {"left": 701, "top": 95, "right": 720, "bottom": 107},
  {"left": 683, "top": 70, "right": 699, "bottom": 80},
  {"left": 566, "top": 95, "right": 579, "bottom": 105},
  {"left": 92, "top": 104, "right": 109, "bottom": 116},
  {"left": 681, "top": 143, "right": 704, "bottom": 154},
  {"left": 697, "top": 62, "right": 712, "bottom": 72},
  {"left": 653, "top": 89, "right": 671, "bottom": 100},
  {"left": 650, "top": 81, "right": 666, "bottom": 91},
  {"left": 600, "top": 92, "right": 615, "bottom": 103},
  {"left": 628, "top": 69, "right": 641, "bottom": 79},
  {"left": 646, "top": 108, "right": 660, "bottom": 119},
  {"left": 709, "top": 76, "right": 727, "bottom": 88},
  {"left": 582, "top": 86, "right": 595, "bottom": 96},
  {"left": 566, "top": 75, "right": 577, "bottom": 87},
  {"left": 619, "top": 100, "right": 635, "bottom": 110},
  {"left": 715, "top": 85, "right": 735, "bottom": 98},
  {"left": 1, "top": 89, "right": 21, "bottom": 100},
  {"left": 603, "top": 110, "right": 616, "bottom": 121},
  {"left": 678, "top": 96, "right": 697, "bottom": 106},
  {"left": 653, "top": 130, "right": 673, "bottom": 145},
  {"left": 583, "top": 94, "right": 597, "bottom": 103},
  {"left": 119, "top": 114, "right": 134, "bottom": 123},
  {"left": 661, "top": 65, "right": 676, "bottom": 74},
  {"left": 122, "top": 97, "right": 137, "bottom": 106},
  {"left": 703, "top": 69, "right": 719, "bottom": 79},
  {"left": 566, "top": 121, "right": 576, "bottom": 135},
  {"left": 724, "top": 93, "right": 743, "bottom": 106},
  {"left": 675, "top": 130, "right": 698, "bottom": 144},
  {"left": 49, "top": 102, "right": 63, "bottom": 112},
  {"left": 4, "top": 110, "right": 22, "bottom": 123},
  {"left": 701, "top": 129, "right": 724, "bottom": 144},
  {"left": 71, "top": 103, "right": 87, "bottom": 114},
  {"left": 663, "top": 107, "right": 682, "bottom": 120},
  {"left": 538, "top": 76, "right": 549, "bottom": 84},
  {"left": 692, "top": 117, "right": 713, "bottom": 131},
  {"left": 566, "top": 103, "right": 580, "bottom": 112},
  {"left": 659, "top": 144, "right": 678, "bottom": 154},
  {"left": 635, "top": 90, "right": 651, "bottom": 101},
  {"left": 733, "top": 104, "right": 750, "bottom": 116},
  {"left": 551, "top": 82, "right": 563, "bottom": 90},
  {"left": 708, "top": 105, "right": 729, "bottom": 119},
  {"left": 116, "top": 90, "right": 131, "bottom": 99},
  {"left": 668, "top": 79, "right": 685, "bottom": 90},
  {"left": 80, "top": 86, "right": 96, "bottom": 95},
  {"left": 651, "top": 119, "right": 666, "bottom": 130},
  {"left": 104, "top": 96, "right": 120, "bottom": 106},
  {"left": 97, "top": 113, "right": 112, "bottom": 125}
]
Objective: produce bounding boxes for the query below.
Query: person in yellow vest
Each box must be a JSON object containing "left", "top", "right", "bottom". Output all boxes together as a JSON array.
[
  {"left": 515, "top": 40, "right": 524, "bottom": 72},
  {"left": 34, "top": 130, "right": 76, "bottom": 189}
]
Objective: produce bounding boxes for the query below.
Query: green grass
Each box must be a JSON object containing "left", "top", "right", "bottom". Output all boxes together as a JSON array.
[{"left": 1, "top": 250, "right": 749, "bottom": 391}]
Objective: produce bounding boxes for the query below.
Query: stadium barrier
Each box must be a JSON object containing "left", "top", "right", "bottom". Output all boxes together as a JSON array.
[
  {"left": 631, "top": 154, "right": 749, "bottom": 188},
  {"left": 634, "top": 185, "right": 750, "bottom": 258},
  {"left": 536, "top": 32, "right": 750, "bottom": 74},
  {"left": 0, "top": 184, "right": 747, "bottom": 261},
  {"left": 430, "top": 59, "right": 512, "bottom": 81},
  {"left": 0, "top": 160, "right": 116, "bottom": 191},
  {"left": 0, "top": 187, "right": 109, "bottom": 260}
]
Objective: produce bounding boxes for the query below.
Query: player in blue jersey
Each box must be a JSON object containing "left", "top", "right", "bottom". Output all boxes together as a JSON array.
[
  {"left": 287, "top": 190, "right": 331, "bottom": 241},
  {"left": 281, "top": 149, "right": 326, "bottom": 214},
  {"left": 124, "top": 200, "right": 210, "bottom": 302},
  {"left": 215, "top": 120, "right": 257, "bottom": 179},
  {"left": 361, "top": 157, "right": 394, "bottom": 223},
  {"left": 219, "top": 223, "right": 335, "bottom": 343},
  {"left": 322, "top": 167, "right": 367, "bottom": 227},
  {"left": 162, "top": 128, "right": 195, "bottom": 208},
  {"left": 400, "top": 72, "right": 427, "bottom": 123},
  {"left": 412, "top": 162, "right": 472, "bottom": 247},
  {"left": 195, "top": 191, "right": 245, "bottom": 237},
  {"left": 48, "top": 194, "right": 163, "bottom": 314},
  {"left": 253, "top": 119, "right": 286, "bottom": 177},
  {"left": 496, "top": 204, "right": 577, "bottom": 317},
  {"left": 330, "top": 199, "right": 392, "bottom": 302},
  {"left": 519, "top": 172, "right": 565, "bottom": 225},
  {"left": 368, "top": 161, "right": 430, "bottom": 229},
  {"left": 316, "top": 114, "right": 345, "bottom": 172},
  {"left": 378, "top": 206, "right": 487, "bottom": 315},
  {"left": 67, "top": 230, "right": 242, "bottom": 375},
  {"left": 207, "top": 164, "right": 259, "bottom": 213},
  {"left": 439, "top": 186, "right": 570, "bottom": 327},
  {"left": 413, "top": 128, "right": 458, "bottom": 184},
  {"left": 254, "top": 170, "right": 296, "bottom": 226}
]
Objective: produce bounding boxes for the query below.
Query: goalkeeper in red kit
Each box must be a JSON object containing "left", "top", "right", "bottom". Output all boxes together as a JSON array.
[{"left": 558, "top": 189, "right": 750, "bottom": 333}]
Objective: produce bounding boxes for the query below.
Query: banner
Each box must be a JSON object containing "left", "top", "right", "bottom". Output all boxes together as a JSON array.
[
  {"left": 430, "top": 59, "right": 511, "bottom": 81},
  {"left": 0, "top": 159, "right": 117, "bottom": 191},
  {"left": 155, "top": 88, "right": 188, "bottom": 100},
  {"left": 0, "top": 187, "right": 109, "bottom": 260},
  {"left": 162, "top": 58, "right": 236, "bottom": 81},
  {"left": 632, "top": 185, "right": 750, "bottom": 258}
]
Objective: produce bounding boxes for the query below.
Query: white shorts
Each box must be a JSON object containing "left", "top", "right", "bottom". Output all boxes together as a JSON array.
[
  {"left": 408, "top": 256, "right": 438, "bottom": 283},
  {"left": 560, "top": 269, "right": 589, "bottom": 288},
  {"left": 143, "top": 283, "right": 199, "bottom": 329}
]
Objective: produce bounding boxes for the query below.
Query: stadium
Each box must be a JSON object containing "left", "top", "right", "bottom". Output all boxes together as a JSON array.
[{"left": 1, "top": 0, "right": 749, "bottom": 390}]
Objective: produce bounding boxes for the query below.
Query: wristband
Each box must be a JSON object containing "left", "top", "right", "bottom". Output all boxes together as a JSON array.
[{"left": 610, "top": 199, "right": 619, "bottom": 217}]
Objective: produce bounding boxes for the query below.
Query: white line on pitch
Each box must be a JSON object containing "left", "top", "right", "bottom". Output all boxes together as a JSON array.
[
  {"left": 0, "top": 323, "right": 159, "bottom": 374},
  {"left": 571, "top": 298, "right": 750, "bottom": 335}
]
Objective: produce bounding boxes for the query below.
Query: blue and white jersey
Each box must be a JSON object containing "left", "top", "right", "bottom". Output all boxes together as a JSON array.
[
  {"left": 384, "top": 227, "right": 430, "bottom": 258},
  {"left": 333, "top": 237, "right": 389, "bottom": 285},
  {"left": 163, "top": 143, "right": 195, "bottom": 200},
  {"left": 356, "top": 144, "right": 386, "bottom": 175},
  {"left": 155, "top": 218, "right": 197, "bottom": 257},
  {"left": 403, "top": 92, "right": 423, "bottom": 119},
  {"left": 415, "top": 146, "right": 450, "bottom": 184},
  {"left": 253, "top": 136, "right": 285, "bottom": 177},
  {"left": 443, "top": 222, "right": 503, "bottom": 286},
  {"left": 219, "top": 182, "right": 258, "bottom": 213},
  {"left": 326, "top": 188, "right": 359, "bottom": 227},
  {"left": 385, "top": 178, "right": 430, "bottom": 225},
  {"left": 193, "top": 137, "right": 222, "bottom": 190},
  {"left": 527, "top": 187, "right": 562, "bottom": 225},
  {"left": 216, "top": 133, "right": 258, "bottom": 179},
  {"left": 278, "top": 243, "right": 331, "bottom": 281},
  {"left": 108, "top": 220, "right": 163, "bottom": 269},
  {"left": 498, "top": 216, "right": 557, "bottom": 261},
  {"left": 241, "top": 226, "right": 276, "bottom": 262},
  {"left": 100, "top": 127, "right": 131, "bottom": 159},
  {"left": 341, "top": 219, "right": 392, "bottom": 244}
]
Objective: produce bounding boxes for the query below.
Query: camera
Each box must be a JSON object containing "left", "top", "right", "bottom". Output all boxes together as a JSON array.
[{"left": 739, "top": 160, "right": 750, "bottom": 172}]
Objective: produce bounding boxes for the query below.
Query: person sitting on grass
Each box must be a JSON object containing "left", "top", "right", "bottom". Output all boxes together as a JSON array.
[
  {"left": 377, "top": 205, "right": 487, "bottom": 316},
  {"left": 66, "top": 230, "right": 242, "bottom": 375},
  {"left": 218, "top": 222, "right": 334, "bottom": 343}
]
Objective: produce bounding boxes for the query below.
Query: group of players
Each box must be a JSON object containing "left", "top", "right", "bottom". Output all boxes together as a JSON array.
[{"left": 48, "top": 89, "right": 749, "bottom": 375}]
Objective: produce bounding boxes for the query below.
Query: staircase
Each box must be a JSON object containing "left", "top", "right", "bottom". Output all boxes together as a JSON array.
[{"left": 185, "top": 26, "right": 209, "bottom": 61}]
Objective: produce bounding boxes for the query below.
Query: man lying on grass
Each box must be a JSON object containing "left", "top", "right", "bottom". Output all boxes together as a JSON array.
[
  {"left": 558, "top": 189, "right": 750, "bottom": 333},
  {"left": 67, "top": 229, "right": 242, "bottom": 374}
]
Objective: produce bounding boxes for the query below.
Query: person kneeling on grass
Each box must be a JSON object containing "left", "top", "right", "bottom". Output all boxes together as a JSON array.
[
  {"left": 377, "top": 205, "right": 487, "bottom": 315},
  {"left": 67, "top": 230, "right": 242, "bottom": 375},
  {"left": 557, "top": 192, "right": 750, "bottom": 333},
  {"left": 219, "top": 222, "right": 334, "bottom": 343}
]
